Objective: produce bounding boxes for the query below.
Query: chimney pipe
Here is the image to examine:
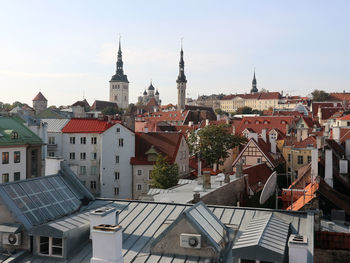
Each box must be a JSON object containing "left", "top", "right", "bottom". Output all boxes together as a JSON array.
[
  {"left": 339, "top": 157, "right": 348, "bottom": 175},
  {"left": 346, "top": 139, "right": 350, "bottom": 161},
  {"left": 91, "top": 224, "right": 123, "bottom": 263},
  {"left": 236, "top": 161, "right": 243, "bottom": 177},
  {"left": 288, "top": 235, "right": 308, "bottom": 263},
  {"left": 205, "top": 119, "right": 209, "bottom": 126},
  {"left": 193, "top": 192, "right": 200, "bottom": 203},
  {"left": 188, "top": 121, "right": 193, "bottom": 127},
  {"left": 224, "top": 174, "right": 230, "bottom": 184},
  {"left": 332, "top": 127, "right": 340, "bottom": 142},
  {"left": 296, "top": 129, "right": 301, "bottom": 142},
  {"left": 316, "top": 136, "right": 324, "bottom": 149},
  {"left": 311, "top": 149, "right": 318, "bottom": 183},
  {"left": 270, "top": 139, "right": 276, "bottom": 154},
  {"left": 203, "top": 171, "right": 211, "bottom": 189},
  {"left": 90, "top": 207, "right": 118, "bottom": 239},
  {"left": 261, "top": 129, "right": 267, "bottom": 143},
  {"left": 325, "top": 149, "right": 333, "bottom": 188}
]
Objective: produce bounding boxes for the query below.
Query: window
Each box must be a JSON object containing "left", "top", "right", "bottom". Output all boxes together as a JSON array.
[
  {"left": 137, "top": 184, "right": 142, "bottom": 190},
  {"left": 90, "top": 181, "right": 97, "bottom": 189},
  {"left": 307, "top": 155, "right": 312, "bottom": 163},
  {"left": 91, "top": 152, "right": 97, "bottom": 160},
  {"left": 241, "top": 156, "right": 246, "bottom": 164},
  {"left": 297, "top": 155, "right": 304, "bottom": 165},
  {"left": 2, "top": 173, "right": 9, "bottom": 183},
  {"left": 115, "top": 172, "right": 120, "bottom": 180},
  {"left": 80, "top": 137, "right": 86, "bottom": 144},
  {"left": 116, "top": 155, "right": 119, "bottom": 164},
  {"left": 91, "top": 137, "right": 97, "bottom": 144},
  {"left": 14, "top": 151, "right": 20, "bottom": 163},
  {"left": 347, "top": 121, "right": 350, "bottom": 127},
  {"left": 257, "top": 157, "right": 261, "bottom": 164},
  {"left": 80, "top": 152, "right": 86, "bottom": 160},
  {"left": 137, "top": 169, "right": 142, "bottom": 175},
  {"left": 48, "top": 151, "right": 55, "bottom": 157},
  {"left": 114, "top": 187, "right": 119, "bottom": 196},
  {"left": 38, "top": 236, "right": 63, "bottom": 257},
  {"left": 148, "top": 170, "right": 153, "bottom": 179},
  {"left": 115, "top": 95, "right": 118, "bottom": 101},
  {"left": 116, "top": 127, "right": 120, "bottom": 133},
  {"left": 288, "top": 154, "right": 291, "bottom": 162},
  {"left": 80, "top": 166, "right": 86, "bottom": 175},
  {"left": 70, "top": 137, "right": 75, "bottom": 144},
  {"left": 2, "top": 152, "right": 9, "bottom": 164},
  {"left": 91, "top": 166, "right": 98, "bottom": 175},
  {"left": 11, "top": 131, "right": 18, "bottom": 139},
  {"left": 119, "top": 138, "right": 124, "bottom": 147},
  {"left": 270, "top": 133, "right": 277, "bottom": 140},
  {"left": 69, "top": 152, "right": 75, "bottom": 160},
  {"left": 48, "top": 136, "right": 55, "bottom": 145},
  {"left": 14, "top": 172, "right": 20, "bottom": 181}
]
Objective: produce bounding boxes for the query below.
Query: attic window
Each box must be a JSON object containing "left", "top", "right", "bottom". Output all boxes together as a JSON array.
[
  {"left": 38, "top": 236, "right": 63, "bottom": 257},
  {"left": 255, "top": 120, "right": 260, "bottom": 124},
  {"left": 264, "top": 120, "right": 269, "bottom": 124},
  {"left": 245, "top": 121, "right": 249, "bottom": 124},
  {"left": 281, "top": 120, "right": 286, "bottom": 124},
  {"left": 11, "top": 131, "right": 18, "bottom": 139}
]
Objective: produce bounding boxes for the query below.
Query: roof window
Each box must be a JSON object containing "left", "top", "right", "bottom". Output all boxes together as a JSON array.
[{"left": 11, "top": 131, "right": 18, "bottom": 139}]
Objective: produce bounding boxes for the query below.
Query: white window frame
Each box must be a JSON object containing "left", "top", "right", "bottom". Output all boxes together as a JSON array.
[
  {"left": 37, "top": 236, "right": 63, "bottom": 258},
  {"left": 137, "top": 169, "right": 142, "bottom": 175}
]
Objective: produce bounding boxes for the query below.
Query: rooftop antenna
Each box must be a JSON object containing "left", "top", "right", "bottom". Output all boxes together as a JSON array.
[
  {"left": 181, "top": 37, "right": 184, "bottom": 49},
  {"left": 83, "top": 90, "right": 85, "bottom": 100}
]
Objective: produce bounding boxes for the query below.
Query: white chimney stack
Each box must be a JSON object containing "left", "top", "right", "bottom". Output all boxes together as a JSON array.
[
  {"left": 339, "top": 158, "right": 348, "bottom": 174},
  {"left": 296, "top": 129, "right": 302, "bottom": 142},
  {"left": 205, "top": 119, "right": 209, "bottom": 126},
  {"left": 325, "top": 149, "right": 333, "bottom": 188},
  {"left": 261, "top": 128, "right": 267, "bottom": 143},
  {"left": 311, "top": 149, "right": 318, "bottom": 183},
  {"left": 346, "top": 139, "right": 350, "bottom": 161},
  {"left": 270, "top": 139, "right": 276, "bottom": 154},
  {"left": 217, "top": 114, "right": 220, "bottom": 121},
  {"left": 91, "top": 224, "right": 123, "bottom": 263},
  {"left": 144, "top": 127, "right": 149, "bottom": 133},
  {"left": 188, "top": 121, "right": 193, "bottom": 127},
  {"left": 301, "top": 129, "right": 308, "bottom": 141},
  {"left": 248, "top": 132, "right": 258, "bottom": 142},
  {"left": 333, "top": 127, "right": 340, "bottom": 142},
  {"left": 90, "top": 207, "right": 118, "bottom": 239},
  {"left": 288, "top": 235, "right": 308, "bottom": 263}
]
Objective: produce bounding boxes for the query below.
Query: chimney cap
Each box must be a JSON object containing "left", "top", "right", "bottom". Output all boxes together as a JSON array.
[
  {"left": 93, "top": 224, "right": 122, "bottom": 232},
  {"left": 90, "top": 207, "right": 116, "bottom": 216}
]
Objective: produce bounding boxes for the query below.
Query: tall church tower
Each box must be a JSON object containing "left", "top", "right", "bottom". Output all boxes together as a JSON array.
[
  {"left": 250, "top": 71, "right": 258, "bottom": 94},
  {"left": 109, "top": 39, "right": 129, "bottom": 109},
  {"left": 177, "top": 46, "right": 187, "bottom": 110}
]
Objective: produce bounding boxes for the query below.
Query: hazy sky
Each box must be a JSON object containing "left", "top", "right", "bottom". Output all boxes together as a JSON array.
[{"left": 0, "top": 0, "right": 349, "bottom": 106}]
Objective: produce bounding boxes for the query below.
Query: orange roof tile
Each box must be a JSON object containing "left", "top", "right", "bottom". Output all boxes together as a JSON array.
[{"left": 61, "top": 118, "right": 116, "bottom": 133}]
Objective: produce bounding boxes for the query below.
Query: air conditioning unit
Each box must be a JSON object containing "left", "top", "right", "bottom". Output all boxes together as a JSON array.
[
  {"left": 180, "top": 233, "right": 201, "bottom": 249},
  {"left": 2, "top": 233, "right": 21, "bottom": 246}
]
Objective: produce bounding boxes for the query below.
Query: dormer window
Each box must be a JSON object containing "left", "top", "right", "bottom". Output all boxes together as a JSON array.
[
  {"left": 264, "top": 120, "right": 268, "bottom": 124},
  {"left": 281, "top": 120, "right": 286, "bottom": 124},
  {"left": 38, "top": 236, "right": 63, "bottom": 258},
  {"left": 11, "top": 131, "right": 18, "bottom": 139},
  {"left": 255, "top": 120, "right": 260, "bottom": 124},
  {"left": 245, "top": 121, "right": 249, "bottom": 124}
]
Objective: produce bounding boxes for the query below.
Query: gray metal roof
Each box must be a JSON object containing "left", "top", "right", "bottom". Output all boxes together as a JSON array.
[
  {"left": 41, "top": 118, "right": 69, "bottom": 133},
  {"left": 232, "top": 214, "right": 290, "bottom": 262},
  {"left": 17, "top": 200, "right": 314, "bottom": 263}
]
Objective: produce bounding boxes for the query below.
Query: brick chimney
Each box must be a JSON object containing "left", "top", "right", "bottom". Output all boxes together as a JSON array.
[{"left": 91, "top": 224, "right": 123, "bottom": 263}]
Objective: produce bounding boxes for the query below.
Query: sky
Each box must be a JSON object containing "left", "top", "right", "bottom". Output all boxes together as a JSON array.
[{"left": 0, "top": 0, "right": 349, "bottom": 106}]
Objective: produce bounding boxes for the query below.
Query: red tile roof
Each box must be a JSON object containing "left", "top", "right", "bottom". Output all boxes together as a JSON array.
[
  {"left": 293, "top": 136, "right": 317, "bottom": 149},
  {"left": 330, "top": 92, "right": 350, "bottom": 102},
  {"left": 130, "top": 132, "right": 183, "bottom": 165},
  {"left": 144, "top": 110, "right": 188, "bottom": 123},
  {"left": 33, "top": 92, "right": 47, "bottom": 101},
  {"left": 235, "top": 116, "right": 296, "bottom": 135},
  {"left": 61, "top": 118, "right": 116, "bottom": 133},
  {"left": 243, "top": 163, "right": 273, "bottom": 193},
  {"left": 312, "top": 102, "right": 342, "bottom": 117},
  {"left": 320, "top": 107, "right": 344, "bottom": 120},
  {"left": 338, "top": 114, "right": 350, "bottom": 121}
]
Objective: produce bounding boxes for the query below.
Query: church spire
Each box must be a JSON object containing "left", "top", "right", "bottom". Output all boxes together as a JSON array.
[
  {"left": 250, "top": 69, "right": 258, "bottom": 94},
  {"left": 110, "top": 37, "right": 128, "bottom": 83},
  {"left": 177, "top": 44, "right": 187, "bottom": 83}
]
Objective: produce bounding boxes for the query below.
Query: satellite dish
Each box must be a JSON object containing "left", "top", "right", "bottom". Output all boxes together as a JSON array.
[{"left": 259, "top": 171, "right": 277, "bottom": 205}]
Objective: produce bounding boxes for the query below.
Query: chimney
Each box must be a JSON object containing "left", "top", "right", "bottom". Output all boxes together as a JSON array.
[
  {"left": 333, "top": 127, "right": 340, "bottom": 142},
  {"left": 188, "top": 121, "right": 193, "bottom": 127},
  {"left": 261, "top": 128, "right": 267, "bottom": 143},
  {"left": 91, "top": 224, "right": 123, "bottom": 263},
  {"left": 193, "top": 192, "right": 200, "bottom": 203},
  {"left": 144, "top": 127, "right": 148, "bottom": 133},
  {"left": 270, "top": 139, "right": 276, "bottom": 154},
  {"left": 301, "top": 129, "right": 308, "bottom": 141},
  {"left": 325, "top": 149, "right": 333, "bottom": 188},
  {"left": 248, "top": 132, "right": 258, "bottom": 142},
  {"left": 316, "top": 136, "right": 324, "bottom": 149},
  {"left": 90, "top": 207, "right": 118, "bottom": 239},
  {"left": 311, "top": 149, "right": 318, "bottom": 183},
  {"left": 339, "top": 157, "right": 348, "bottom": 175},
  {"left": 236, "top": 161, "right": 243, "bottom": 177},
  {"left": 224, "top": 173, "right": 230, "bottom": 184},
  {"left": 296, "top": 129, "right": 302, "bottom": 142},
  {"left": 346, "top": 139, "right": 350, "bottom": 161},
  {"left": 203, "top": 171, "right": 211, "bottom": 189},
  {"left": 217, "top": 114, "right": 220, "bottom": 121},
  {"left": 288, "top": 235, "right": 308, "bottom": 263},
  {"left": 205, "top": 119, "right": 209, "bottom": 126}
]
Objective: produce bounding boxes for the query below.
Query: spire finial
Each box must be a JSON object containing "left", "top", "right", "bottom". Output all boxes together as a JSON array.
[
  {"left": 181, "top": 37, "right": 184, "bottom": 51},
  {"left": 118, "top": 34, "right": 121, "bottom": 52}
]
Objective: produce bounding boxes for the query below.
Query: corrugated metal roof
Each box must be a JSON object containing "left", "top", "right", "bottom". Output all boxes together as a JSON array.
[
  {"left": 16, "top": 200, "right": 314, "bottom": 263},
  {"left": 232, "top": 214, "right": 290, "bottom": 262},
  {"left": 42, "top": 118, "right": 69, "bottom": 133}
]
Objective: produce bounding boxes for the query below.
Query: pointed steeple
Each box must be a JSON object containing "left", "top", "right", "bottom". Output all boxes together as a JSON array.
[
  {"left": 177, "top": 44, "right": 187, "bottom": 83},
  {"left": 250, "top": 70, "right": 258, "bottom": 93},
  {"left": 111, "top": 37, "right": 129, "bottom": 83}
]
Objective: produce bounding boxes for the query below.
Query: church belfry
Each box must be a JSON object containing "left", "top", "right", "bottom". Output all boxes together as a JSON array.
[
  {"left": 177, "top": 45, "right": 187, "bottom": 110},
  {"left": 109, "top": 38, "right": 129, "bottom": 109}
]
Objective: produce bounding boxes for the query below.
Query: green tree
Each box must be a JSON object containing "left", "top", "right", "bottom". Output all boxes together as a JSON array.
[
  {"left": 188, "top": 124, "right": 247, "bottom": 167},
  {"left": 101, "top": 106, "right": 123, "bottom": 115},
  {"left": 150, "top": 154, "right": 179, "bottom": 189},
  {"left": 235, "top": 106, "right": 253, "bottom": 114},
  {"left": 215, "top": 108, "right": 229, "bottom": 116},
  {"left": 311, "top": 89, "right": 329, "bottom": 101}
]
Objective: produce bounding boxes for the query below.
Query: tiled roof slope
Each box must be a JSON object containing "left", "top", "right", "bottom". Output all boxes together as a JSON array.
[
  {"left": 32, "top": 92, "right": 47, "bottom": 101},
  {"left": 131, "top": 132, "right": 183, "bottom": 165},
  {"left": 0, "top": 116, "right": 43, "bottom": 146},
  {"left": 91, "top": 100, "right": 118, "bottom": 111},
  {"left": 243, "top": 163, "right": 273, "bottom": 193},
  {"left": 330, "top": 92, "right": 350, "bottom": 101},
  {"left": 61, "top": 118, "right": 116, "bottom": 134}
]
